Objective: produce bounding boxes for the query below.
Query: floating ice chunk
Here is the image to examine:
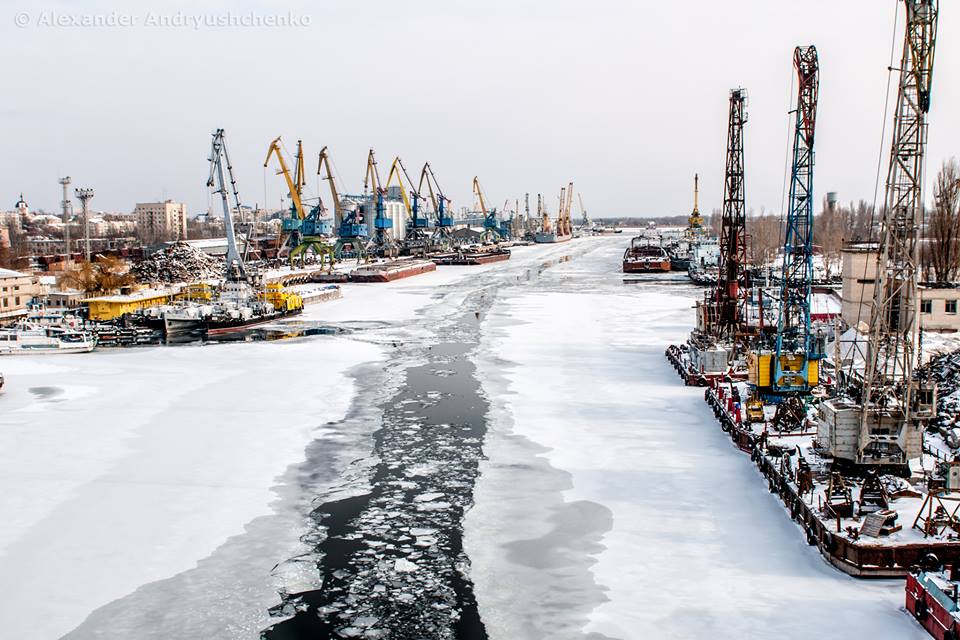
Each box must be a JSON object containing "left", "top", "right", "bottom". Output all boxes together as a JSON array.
[
  {"left": 413, "top": 492, "right": 445, "bottom": 503},
  {"left": 394, "top": 558, "right": 419, "bottom": 573}
]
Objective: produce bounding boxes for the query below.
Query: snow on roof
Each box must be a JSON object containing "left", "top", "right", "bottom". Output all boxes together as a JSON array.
[
  {"left": 83, "top": 287, "right": 178, "bottom": 303},
  {"left": 0, "top": 267, "right": 29, "bottom": 278},
  {"left": 811, "top": 292, "right": 841, "bottom": 315}
]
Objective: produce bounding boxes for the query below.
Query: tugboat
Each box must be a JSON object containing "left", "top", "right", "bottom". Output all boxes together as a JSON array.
[{"left": 622, "top": 237, "right": 671, "bottom": 273}]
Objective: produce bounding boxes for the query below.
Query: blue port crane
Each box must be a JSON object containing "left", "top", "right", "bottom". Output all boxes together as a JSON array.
[
  {"left": 771, "top": 45, "right": 823, "bottom": 393},
  {"left": 318, "top": 146, "right": 369, "bottom": 262},
  {"left": 473, "top": 177, "right": 501, "bottom": 243},
  {"left": 419, "top": 162, "right": 454, "bottom": 248},
  {"left": 385, "top": 157, "right": 433, "bottom": 254}
]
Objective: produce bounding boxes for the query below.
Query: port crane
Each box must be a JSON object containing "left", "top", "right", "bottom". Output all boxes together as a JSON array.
[
  {"left": 714, "top": 88, "right": 750, "bottom": 344},
  {"left": 473, "top": 177, "right": 500, "bottom": 243},
  {"left": 559, "top": 182, "right": 574, "bottom": 237},
  {"left": 822, "top": 0, "right": 938, "bottom": 472},
  {"left": 688, "top": 175, "right": 703, "bottom": 229},
  {"left": 207, "top": 129, "right": 246, "bottom": 279},
  {"left": 318, "top": 146, "right": 369, "bottom": 262},
  {"left": 264, "top": 137, "right": 335, "bottom": 269},
  {"left": 385, "top": 157, "right": 432, "bottom": 254},
  {"left": 364, "top": 149, "right": 398, "bottom": 257},
  {"left": 539, "top": 193, "right": 552, "bottom": 235},
  {"left": 419, "top": 162, "right": 454, "bottom": 248},
  {"left": 754, "top": 46, "right": 824, "bottom": 396}
]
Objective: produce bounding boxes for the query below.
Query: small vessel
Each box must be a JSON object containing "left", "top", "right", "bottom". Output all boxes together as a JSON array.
[
  {"left": 906, "top": 560, "right": 960, "bottom": 640},
  {"left": 590, "top": 224, "right": 622, "bottom": 235},
  {"left": 0, "top": 324, "right": 97, "bottom": 355},
  {"left": 622, "top": 237, "right": 671, "bottom": 273}
]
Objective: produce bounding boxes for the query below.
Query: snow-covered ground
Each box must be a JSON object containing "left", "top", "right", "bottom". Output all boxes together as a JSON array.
[{"left": 467, "top": 238, "right": 926, "bottom": 639}]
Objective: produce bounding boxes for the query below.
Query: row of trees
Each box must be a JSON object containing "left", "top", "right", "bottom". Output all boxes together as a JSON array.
[{"left": 704, "top": 158, "right": 960, "bottom": 283}]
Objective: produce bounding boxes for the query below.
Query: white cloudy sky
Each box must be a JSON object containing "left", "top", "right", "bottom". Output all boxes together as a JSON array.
[{"left": 1, "top": 0, "right": 958, "bottom": 218}]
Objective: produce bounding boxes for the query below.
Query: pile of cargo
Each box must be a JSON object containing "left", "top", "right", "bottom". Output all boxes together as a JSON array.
[{"left": 132, "top": 243, "right": 223, "bottom": 284}]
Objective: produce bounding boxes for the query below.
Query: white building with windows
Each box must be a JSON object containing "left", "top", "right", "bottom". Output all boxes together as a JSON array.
[{"left": 135, "top": 201, "right": 187, "bottom": 240}]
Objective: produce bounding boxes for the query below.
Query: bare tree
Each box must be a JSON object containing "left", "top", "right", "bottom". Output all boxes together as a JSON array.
[
  {"left": 747, "top": 211, "right": 782, "bottom": 266},
  {"left": 61, "top": 255, "right": 135, "bottom": 295},
  {"left": 926, "top": 158, "right": 960, "bottom": 283}
]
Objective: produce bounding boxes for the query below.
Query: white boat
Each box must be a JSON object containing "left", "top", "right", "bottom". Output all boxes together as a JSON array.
[{"left": 0, "top": 325, "right": 97, "bottom": 355}]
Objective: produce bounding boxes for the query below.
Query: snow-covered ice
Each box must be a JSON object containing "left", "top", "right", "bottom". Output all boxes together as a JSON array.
[{"left": 467, "top": 238, "right": 926, "bottom": 639}]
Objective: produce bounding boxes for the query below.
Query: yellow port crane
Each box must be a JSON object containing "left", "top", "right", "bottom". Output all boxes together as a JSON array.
[
  {"left": 365, "top": 149, "right": 398, "bottom": 257},
  {"left": 473, "top": 176, "right": 501, "bottom": 243},
  {"left": 688, "top": 174, "right": 704, "bottom": 229},
  {"left": 264, "top": 137, "right": 334, "bottom": 269}
]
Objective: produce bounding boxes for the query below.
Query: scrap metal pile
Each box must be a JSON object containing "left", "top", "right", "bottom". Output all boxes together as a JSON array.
[{"left": 132, "top": 242, "right": 224, "bottom": 284}]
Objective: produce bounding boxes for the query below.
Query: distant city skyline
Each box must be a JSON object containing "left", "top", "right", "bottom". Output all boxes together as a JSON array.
[{"left": 2, "top": 0, "right": 958, "bottom": 218}]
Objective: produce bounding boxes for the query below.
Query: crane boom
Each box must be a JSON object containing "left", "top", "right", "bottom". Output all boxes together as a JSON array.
[
  {"left": 264, "top": 137, "right": 307, "bottom": 220},
  {"left": 317, "top": 146, "right": 343, "bottom": 224},
  {"left": 207, "top": 129, "right": 244, "bottom": 272},
  {"left": 385, "top": 157, "right": 414, "bottom": 216}
]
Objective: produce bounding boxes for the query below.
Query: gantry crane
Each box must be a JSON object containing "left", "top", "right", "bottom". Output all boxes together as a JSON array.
[
  {"left": 318, "top": 146, "right": 369, "bottom": 261},
  {"left": 473, "top": 177, "right": 501, "bottom": 243},
  {"left": 820, "top": 0, "right": 938, "bottom": 473},
  {"left": 419, "top": 162, "right": 454, "bottom": 249},
  {"left": 751, "top": 46, "right": 824, "bottom": 395},
  {"left": 264, "top": 137, "right": 334, "bottom": 268},
  {"left": 207, "top": 129, "right": 246, "bottom": 280},
  {"left": 364, "top": 149, "right": 398, "bottom": 257}
]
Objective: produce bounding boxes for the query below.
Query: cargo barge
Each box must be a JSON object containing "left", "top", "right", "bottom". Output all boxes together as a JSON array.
[
  {"left": 622, "top": 237, "right": 671, "bottom": 273},
  {"left": 432, "top": 249, "right": 511, "bottom": 266},
  {"left": 349, "top": 259, "right": 436, "bottom": 283},
  {"left": 667, "top": 360, "right": 960, "bottom": 580}
]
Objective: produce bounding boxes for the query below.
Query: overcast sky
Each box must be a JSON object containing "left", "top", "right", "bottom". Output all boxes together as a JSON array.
[{"left": 2, "top": 0, "right": 958, "bottom": 219}]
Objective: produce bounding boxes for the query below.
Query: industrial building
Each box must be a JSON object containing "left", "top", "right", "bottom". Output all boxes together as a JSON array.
[
  {"left": 0, "top": 267, "right": 41, "bottom": 324},
  {"left": 840, "top": 241, "right": 960, "bottom": 332}
]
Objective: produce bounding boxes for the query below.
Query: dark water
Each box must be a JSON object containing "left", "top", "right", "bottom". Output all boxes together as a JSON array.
[{"left": 263, "top": 315, "right": 489, "bottom": 640}]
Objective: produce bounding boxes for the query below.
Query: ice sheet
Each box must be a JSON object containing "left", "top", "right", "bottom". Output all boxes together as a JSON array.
[
  {"left": 0, "top": 338, "right": 382, "bottom": 640},
  {"left": 468, "top": 238, "right": 926, "bottom": 639}
]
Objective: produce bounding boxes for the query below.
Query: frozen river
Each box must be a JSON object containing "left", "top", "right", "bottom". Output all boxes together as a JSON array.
[{"left": 0, "top": 236, "right": 924, "bottom": 639}]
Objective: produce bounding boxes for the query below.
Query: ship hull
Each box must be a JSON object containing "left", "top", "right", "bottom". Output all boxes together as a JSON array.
[
  {"left": 534, "top": 232, "right": 572, "bottom": 244},
  {"left": 623, "top": 260, "right": 671, "bottom": 273},
  {"left": 349, "top": 259, "right": 437, "bottom": 282}
]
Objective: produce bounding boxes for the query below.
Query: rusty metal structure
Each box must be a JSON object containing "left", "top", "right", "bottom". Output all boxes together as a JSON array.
[
  {"left": 715, "top": 88, "right": 749, "bottom": 343},
  {"left": 858, "top": 0, "right": 938, "bottom": 466}
]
